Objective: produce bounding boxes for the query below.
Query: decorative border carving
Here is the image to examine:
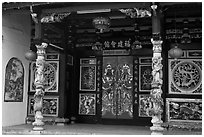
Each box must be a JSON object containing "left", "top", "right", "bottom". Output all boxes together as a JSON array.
[
  {"left": 168, "top": 59, "right": 202, "bottom": 95},
  {"left": 119, "top": 8, "right": 151, "bottom": 18},
  {"left": 102, "top": 49, "right": 130, "bottom": 56},
  {"left": 30, "top": 61, "right": 59, "bottom": 92},
  {"left": 28, "top": 96, "right": 59, "bottom": 116},
  {"left": 80, "top": 58, "right": 96, "bottom": 65},
  {"left": 139, "top": 94, "right": 152, "bottom": 117},
  {"left": 96, "top": 59, "right": 101, "bottom": 92},
  {"left": 78, "top": 93, "right": 96, "bottom": 115},
  {"left": 139, "top": 57, "right": 152, "bottom": 64},
  {"left": 133, "top": 57, "right": 138, "bottom": 93},
  {"left": 187, "top": 50, "right": 202, "bottom": 58},
  {"left": 45, "top": 53, "right": 59, "bottom": 60},
  {"left": 166, "top": 98, "right": 202, "bottom": 122},
  {"left": 139, "top": 65, "right": 152, "bottom": 92},
  {"left": 41, "top": 12, "right": 70, "bottom": 23}
]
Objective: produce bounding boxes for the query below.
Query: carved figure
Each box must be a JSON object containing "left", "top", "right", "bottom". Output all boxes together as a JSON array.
[{"left": 152, "top": 56, "right": 163, "bottom": 86}]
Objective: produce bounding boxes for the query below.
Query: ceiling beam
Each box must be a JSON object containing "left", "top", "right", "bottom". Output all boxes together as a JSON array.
[
  {"left": 2, "top": 9, "right": 31, "bottom": 14},
  {"left": 41, "top": 2, "right": 194, "bottom": 15},
  {"left": 42, "top": 2, "right": 151, "bottom": 14},
  {"left": 2, "top": 2, "right": 52, "bottom": 10}
]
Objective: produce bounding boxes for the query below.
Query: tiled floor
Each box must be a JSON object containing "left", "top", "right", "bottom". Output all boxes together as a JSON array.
[{"left": 2, "top": 123, "right": 202, "bottom": 135}]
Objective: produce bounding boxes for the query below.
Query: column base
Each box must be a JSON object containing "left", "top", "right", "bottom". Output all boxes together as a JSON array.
[
  {"left": 150, "top": 125, "right": 165, "bottom": 135},
  {"left": 150, "top": 116, "right": 166, "bottom": 135},
  {"left": 32, "top": 121, "right": 44, "bottom": 131},
  {"left": 33, "top": 126, "right": 44, "bottom": 131}
]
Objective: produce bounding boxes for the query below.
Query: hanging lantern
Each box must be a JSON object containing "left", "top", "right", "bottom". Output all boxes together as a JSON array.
[
  {"left": 168, "top": 44, "right": 183, "bottom": 59},
  {"left": 93, "top": 16, "right": 110, "bottom": 33},
  {"left": 25, "top": 50, "right": 37, "bottom": 61}
]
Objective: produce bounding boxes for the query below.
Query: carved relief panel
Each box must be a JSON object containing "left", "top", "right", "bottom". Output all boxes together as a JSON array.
[
  {"left": 78, "top": 58, "right": 97, "bottom": 116},
  {"left": 169, "top": 59, "right": 202, "bottom": 94},
  {"left": 139, "top": 65, "right": 152, "bottom": 92},
  {"left": 138, "top": 57, "right": 152, "bottom": 118},
  {"left": 166, "top": 98, "right": 202, "bottom": 122},
  {"left": 79, "top": 58, "right": 96, "bottom": 91},
  {"left": 79, "top": 93, "right": 96, "bottom": 115},
  {"left": 30, "top": 61, "right": 59, "bottom": 92},
  {"left": 4, "top": 57, "right": 24, "bottom": 102},
  {"left": 28, "top": 96, "right": 59, "bottom": 116}
]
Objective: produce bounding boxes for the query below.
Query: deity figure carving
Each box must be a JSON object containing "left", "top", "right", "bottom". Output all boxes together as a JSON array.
[
  {"left": 102, "top": 64, "right": 115, "bottom": 89},
  {"left": 34, "top": 60, "right": 45, "bottom": 86},
  {"left": 152, "top": 56, "right": 163, "bottom": 88},
  {"left": 102, "top": 62, "right": 133, "bottom": 117}
]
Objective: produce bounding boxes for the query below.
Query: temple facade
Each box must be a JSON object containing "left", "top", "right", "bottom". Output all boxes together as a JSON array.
[{"left": 2, "top": 2, "right": 202, "bottom": 134}]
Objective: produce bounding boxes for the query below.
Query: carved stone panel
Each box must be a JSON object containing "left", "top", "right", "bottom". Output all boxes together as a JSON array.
[
  {"left": 169, "top": 59, "right": 202, "bottom": 94},
  {"left": 166, "top": 98, "right": 202, "bottom": 122}
]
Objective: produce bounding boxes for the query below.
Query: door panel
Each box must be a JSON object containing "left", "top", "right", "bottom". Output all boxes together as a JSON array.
[
  {"left": 117, "top": 56, "right": 133, "bottom": 119},
  {"left": 102, "top": 56, "right": 133, "bottom": 119},
  {"left": 102, "top": 57, "right": 117, "bottom": 118}
]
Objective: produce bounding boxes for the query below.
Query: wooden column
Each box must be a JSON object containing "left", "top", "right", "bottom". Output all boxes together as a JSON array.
[{"left": 150, "top": 4, "right": 165, "bottom": 135}]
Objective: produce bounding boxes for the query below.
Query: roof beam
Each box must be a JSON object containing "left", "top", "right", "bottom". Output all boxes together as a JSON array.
[
  {"left": 42, "top": 2, "right": 151, "bottom": 14},
  {"left": 2, "top": 2, "right": 52, "bottom": 10}
]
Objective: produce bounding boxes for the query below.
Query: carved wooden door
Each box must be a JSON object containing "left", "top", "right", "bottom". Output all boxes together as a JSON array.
[{"left": 102, "top": 56, "right": 133, "bottom": 119}]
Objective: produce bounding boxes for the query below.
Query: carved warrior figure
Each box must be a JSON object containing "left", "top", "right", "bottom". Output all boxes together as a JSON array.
[
  {"left": 34, "top": 60, "right": 45, "bottom": 85},
  {"left": 152, "top": 56, "right": 163, "bottom": 88}
]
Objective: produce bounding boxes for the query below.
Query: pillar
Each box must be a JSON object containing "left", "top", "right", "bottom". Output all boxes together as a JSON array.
[
  {"left": 32, "top": 42, "right": 48, "bottom": 131},
  {"left": 150, "top": 39, "right": 165, "bottom": 135},
  {"left": 150, "top": 3, "right": 165, "bottom": 135}
]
